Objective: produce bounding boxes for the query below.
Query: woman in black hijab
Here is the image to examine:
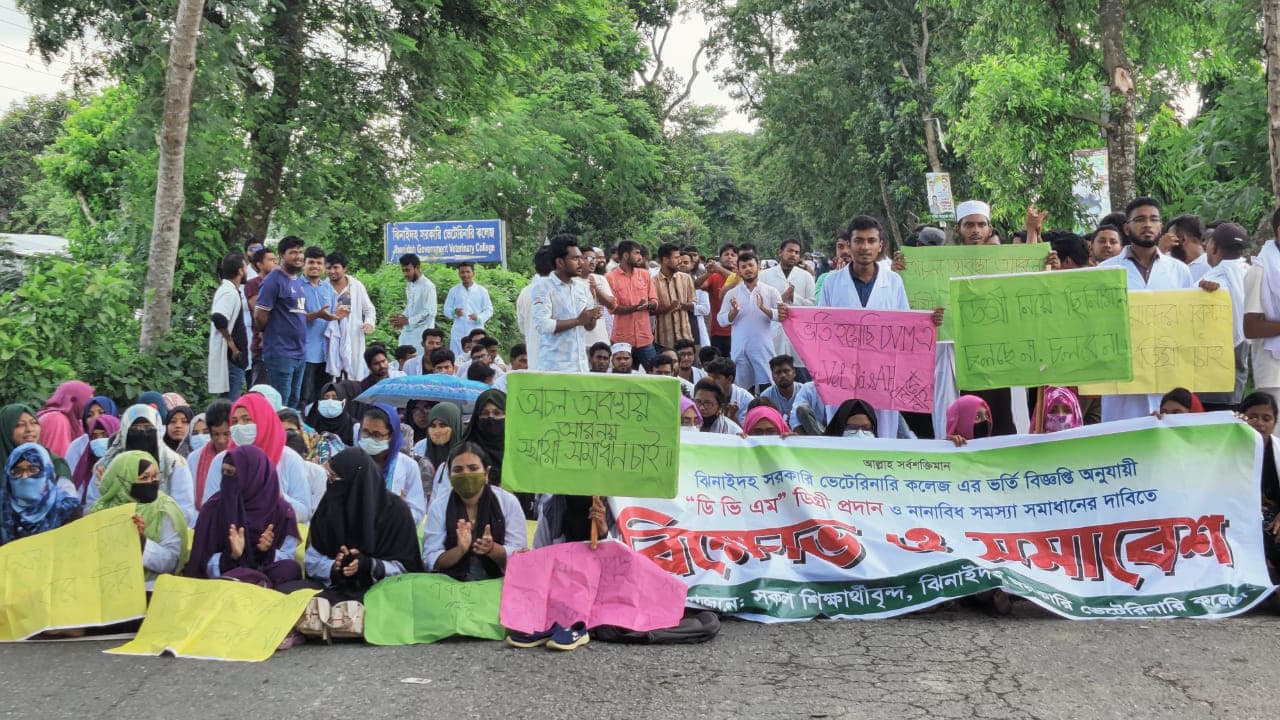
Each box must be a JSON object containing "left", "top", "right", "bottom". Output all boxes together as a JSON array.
[
  {"left": 297, "top": 447, "right": 424, "bottom": 639},
  {"left": 305, "top": 382, "right": 356, "bottom": 447},
  {"left": 824, "top": 399, "right": 879, "bottom": 438},
  {"left": 462, "top": 389, "right": 535, "bottom": 518}
]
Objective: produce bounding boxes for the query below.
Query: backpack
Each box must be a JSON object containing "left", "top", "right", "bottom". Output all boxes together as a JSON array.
[{"left": 593, "top": 610, "right": 720, "bottom": 645}]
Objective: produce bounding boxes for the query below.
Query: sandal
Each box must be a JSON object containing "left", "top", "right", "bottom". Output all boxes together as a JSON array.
[
  {"left": 325, "top": 600, "right": 365, "bottom": 639},
  {"left": 296, "top": 596, "right": 330, "bottom": 640}
]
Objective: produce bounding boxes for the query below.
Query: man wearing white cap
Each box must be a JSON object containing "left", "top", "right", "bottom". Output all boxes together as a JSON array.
[
  {"left": 610, "top": 342, "right": 641, "bottom": 374},
  {"left": 955, "top": 200, "right": 998, "bottom": 245}
]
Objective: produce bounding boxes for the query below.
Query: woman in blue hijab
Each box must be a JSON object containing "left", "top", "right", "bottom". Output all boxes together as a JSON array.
[{"left": 1, "top": 443, "right": 81, "bottom": 546}]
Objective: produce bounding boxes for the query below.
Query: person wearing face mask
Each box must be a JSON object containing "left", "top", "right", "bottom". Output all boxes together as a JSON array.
[
  {"left": 353, "top": 403, "right": 427, "bottom": 524},
  {"left": 64, "top": 395, "right": 119, "bottom": 476},
  {"left": 296, "top": 448, "right": 425, "bottom": 640},
  {"left": 96, "top": 404, "right": 196, "bottom": 526},
  {"left": 305, "top": 381, "right": 356, "bottom": 464},
  {"left": 1036, "top": 387, "right": 1083, "bottom": 433},
  {"left": 71, "top": 414, "right": 121, "bottom": 508},
  {"left": 679, "top": 395, "right": 702, "bottom": 432},
  {"left": 692, "top": 380, "right": 743, "bottom": 435},
  {"left": 181, "top": 413, "right": 210, "bottom": 458},
  {"left": 200, "top": 393, "right": 313, "bottom": 523},
  {"left": 164, "top": 405, "right": 194, "bottom": 456},
  {"left": 463, "top": 387, "right": 508, "bottom": 484},
  {"left": 742, "top": 404, "right": 791, "bottom": 438},
  {"left": 945, "top": 395, "right": 994, "bottom": 447},
  {"left": 190, "top": 401, "right": 232, "bottom": 517},
  {"left": 0, "top": 442, "right": 81, "bottom": 546},
  {"left": 1, "top": 404, "right": 72, "bottom": 495},
  {"left": 1099, "top": 197, "right": 1193, "bottom": 422},
  {"left": 422, "top": 442, "right": 526, "bottom": 580},
  {"left": 824, "top": 400, "right": 879, "bottom": 439},
  {"left": 183, "top": 445, "right": 302, "bottom": 590},
  {"left": 88, "top": 451, "right": 190, "bottom": 586},
  {"left": 414, "top": 403, "right": 463, "bottom": 501}
]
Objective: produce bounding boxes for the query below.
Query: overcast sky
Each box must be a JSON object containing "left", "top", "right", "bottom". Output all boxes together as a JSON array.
[{"left": 0, "top": 0, "right": 755, "bottom": 132}]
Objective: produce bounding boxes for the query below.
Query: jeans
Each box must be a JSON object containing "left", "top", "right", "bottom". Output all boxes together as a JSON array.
[
  {"left": 263, "top": 355, "right": 306, "bottom": 409},
  {"left": 631, "top": 343, "right": 658, "bottom": 372},
  {"left": 222, "top": 364, "right": 247, "bottom": 402},
  {"left": 301, "top": 361, "right": 330, "bottom": 408}
]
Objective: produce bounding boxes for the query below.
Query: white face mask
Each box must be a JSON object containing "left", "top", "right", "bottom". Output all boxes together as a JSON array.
[
  {"left": 843, "top": 429, "right": 875, "bottom": 439},
  {"left": 681, "top": 426, "right": 701, "bottom": 436},
  {"left": 359, "top": 437, "right": 390, "bottom": 455},
  {"left": 188, "top": 433, "right": 210, "bottom": 452},
  {"left": 90, "top": 438, "right": 110, "bottom": 458},
  {"left": 229, "top": 423, "right": 258, "bottom": 447},
  {"left": 317, "top": 399, "right": 344, "bottom": 419}
]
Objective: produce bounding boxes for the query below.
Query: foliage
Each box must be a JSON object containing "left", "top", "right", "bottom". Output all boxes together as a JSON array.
[{"left": 0, "top": 93, "right": 75, "bottom": 234}]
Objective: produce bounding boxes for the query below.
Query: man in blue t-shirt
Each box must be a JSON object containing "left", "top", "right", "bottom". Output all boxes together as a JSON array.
[
  {"left": 300, "top": 244, "right": 348, "bottom": 407},
  {"left": 253, "top": 235, "right": 309, "bottom": 409}
]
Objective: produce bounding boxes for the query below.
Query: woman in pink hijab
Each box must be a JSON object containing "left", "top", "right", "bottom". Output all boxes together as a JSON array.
[
  {"left": 742, "top": 405, "right": 791, "bottom": 437},
  {"left": 36, "top": 381, "right": 95, "bottom": 457},
  {"left": 945, "top": 395, "right": 992, "bottom": 447}
]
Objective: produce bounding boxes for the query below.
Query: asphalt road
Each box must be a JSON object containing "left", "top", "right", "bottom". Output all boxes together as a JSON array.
[{"left": 2, "top": 601, "right": 1276, "bottom": 720}]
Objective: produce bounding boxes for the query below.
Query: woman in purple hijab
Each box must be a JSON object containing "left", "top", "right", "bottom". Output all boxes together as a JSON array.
[{"left": 183, "top": 445, "right": 301, "bottom": 588}]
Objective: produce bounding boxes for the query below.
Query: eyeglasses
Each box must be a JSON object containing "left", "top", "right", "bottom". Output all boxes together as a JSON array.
[
  {"left": 694, "top": 399, "right": 718, "bottom": 408},
  {"left": 360, "top": 430, "right": 392, "bottom": 441},
  {"left": 9, "top": 465, "right": 41, "bottom": 479}
]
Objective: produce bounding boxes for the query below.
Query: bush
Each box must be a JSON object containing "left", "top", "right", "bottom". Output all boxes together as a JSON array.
[{"left": 356, "top": 262, "right": 529, "bottom": 355}]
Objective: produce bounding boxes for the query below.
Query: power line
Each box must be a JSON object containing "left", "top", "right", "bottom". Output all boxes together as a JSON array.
[
  {"left": 0, "top": 56, "right": 61, "bottom": 77},
  {"left": 0, "top": 16, "right": 32, "bottom": 31}
]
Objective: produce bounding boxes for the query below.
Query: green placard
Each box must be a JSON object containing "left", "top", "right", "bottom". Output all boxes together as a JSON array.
[
  {"left": 363, "top": 575, "right": 505, "bottom": 645},
  {"left": 900, "top": 245, "right": 1050, "bottom": 340},
  {"left": 950, "top": 267, "right": 1133, "bottom": 390},
  {"left": 502, "top": 371, "right": 681, "bottom": 498}
]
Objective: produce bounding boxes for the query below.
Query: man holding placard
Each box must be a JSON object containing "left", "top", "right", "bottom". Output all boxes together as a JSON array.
[
  {"left": 1099, "top": 197, "right": 1192, "bottom": 421},
  {"left": 820, "top": 215, "right": 943, "bottom": 438}
]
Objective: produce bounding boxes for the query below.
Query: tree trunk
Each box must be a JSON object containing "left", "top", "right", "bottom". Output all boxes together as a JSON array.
[
  {"left": 224, "top": 0, "right": 307, "bottom": 245},
  {"left": 139, "top": 0, "right": 204, "bottom": 351},
  {"left": 917, "top": 2, "right": 942, "bottom": 173},
  {"left": 1099, "top": 0, "right": 1137, "bottom": 209},
  {"left": 1265, "top": 0, "right": 1280, "bottom": 199},
  {"left": 879, "top": 178, "right": 904, "bottom": 254}
]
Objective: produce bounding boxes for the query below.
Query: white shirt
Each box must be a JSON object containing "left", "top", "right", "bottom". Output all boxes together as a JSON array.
[
  {"left": 200, "top": 446, "right": 315, "bottom": 523},
  {"left": 421, "top": 485, "right": 527, "bottom": 571},
  {"left": 1188, "top": 253, "right": 1211, "bottom": 283},
  {"left": 443, "top": 283, "right": 495, "bottom": 355},
  {"left": 398, "top": 274, "right": 438, "bottom": 347},
  {"left": 1245, "top": 264, "right": 1280, "bottom": 389},
  {"left": 715, "top": 281, "right": 782, "bottom": 389},
  {"left": 516, "top": 279, "right": 541, "bottom": 368},
  {"left": 759, "top": 263, "right": 816, "bottom": 365},
  {"left": 1201, "top": 257, "right": 1248, "bottom": 346},
  {"left": 531, "top": 273, "right": 593, "bottom": 373}
]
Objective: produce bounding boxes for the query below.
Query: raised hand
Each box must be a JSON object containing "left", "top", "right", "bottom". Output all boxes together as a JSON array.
[
  {"left": 472, "top": 524, "right": 495, "bottom": 557},
  {"left": 228, "top": 524, "right": 246, "bottom": 560},
  {"left": 456, "top": 518, "right": 473, "bottom": 550},
  {"left": 256, "top": 523, "right": 275, "bottom": 553}
]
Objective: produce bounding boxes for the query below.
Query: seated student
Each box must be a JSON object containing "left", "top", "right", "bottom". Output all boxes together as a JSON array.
[
  {"left": 648, "top": 353, "right": 695, "bottom": 396},
  {"left": 414, "top": 403, "right": 463, "bottom": 501},
  {"left": 1037, "top": 387, "right": 1083, "bottom": 433},
  {"left": 353, "top": 403, "right": 427, "bottom": 524},
  {"left": 182, "top": 412, "right": 209, "bottom": 458},
  {"left": 392, "top": 345, "right": 417, "bottom": 374},
  {"left": 679, "top": 396, "right": 702, "bottom": 430},
  {"left": 609, "top": 343, "right": 644, "bottom": 374},
  {"left": 64, "top": 395, "right": 119, "bottom": 474},
  {"left": 285, "top": 428, "right": 328, "bottom": 517},
  {"left": 587, "top": 342, "right": 612, "bottom": 373},
  {"left": 97, "top": 404, "right": 196, "bottom": 526},
  {"left": 2, "top": 404, "right": 75, "bottom": 497},
  {"left": 0, "top": 442, "right": 81, "bottom": 546},
  {"left": 704, "top": 358, "right": 753, "bottom": 425},
  {"left": 674, "top": 339, "right": 707, "bottom": 385},
  {"left": 697, "top": 345, "right": 720, "bottom": 370},
  {"left": 533, "top": 495, "right": 612, "bottom": 549},
  {"left": 189, "top": 400, "right": 232, "bottom": 518},
  {"left": 163, "top": 405, "right": 193, "bottom": 457},
  {"left": 479, "top": 337, "right": 508, "bottom": 372},
  {"left": 1240, "top": 393, "right": 1280, "bottom": 581},
  {"left": 824, "top": 400, "right": 878, "bottom": 439},
  {"left": 422, "top": 442, "right": 526, "bottom": 580},
  {"left": 183, "top": 445, "right": 302, "bottom": 588},
  {"left": 297, "top": 447, "right": 425, "bottom": 639},
  {"left": 430, "top": 348, "right": 457, "bottom": 376},
  {"left": 89, "top": 451, "right": 190, "bottom": 586},
  {"left": 467, "top": 360, "right": 497, "bottom": 386},
  {"left": 759, "top": 355, "right": 802, "bottom": 425},
  {"left": 304, "top": 382, "right": 356, "bottom": 463},
  {"left": 200, "top": 393, "right": 314, "bottom": 523},
  {"left": 945, "top": 395, "right": 994, "bottom": 447},
  {"left": 693, "top": 379, "right": 743, "bottom": 435},
  {"left": 277, "top": 408, "right": 315, "bottom": 454},
  {"left": 742, "top": 405, "right": 791, "bottom": 437},
  {"left": 403, "top": 400, "right": 432, "bottom": 448},
  {"left": 248, "top": 384, "right": 285, "bottom": 412},
  {"left": 1158, "top": 387, "right": 1204, "bottom": 415},
  {"left": 36, "top": 380, "right": 95, "bottom": 458},
  {"left": 509, "top": 343, "right": 529, "bottom": 371},
  {"left": 71, "top": 414, "right": 121, "bottom": 508}
]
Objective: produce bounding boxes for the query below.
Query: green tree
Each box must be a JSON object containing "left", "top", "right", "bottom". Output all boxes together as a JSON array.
[{"left": 0, "top": 94, "right": 75, "bottom": 234}]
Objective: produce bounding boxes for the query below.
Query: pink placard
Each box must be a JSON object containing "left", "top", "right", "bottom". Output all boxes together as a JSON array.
[
  {"left": 782, "top": 306, "right": 937, "bottom": 412},
  {"left": 499, "top": 540, "right": 688, "bottom": 634}
]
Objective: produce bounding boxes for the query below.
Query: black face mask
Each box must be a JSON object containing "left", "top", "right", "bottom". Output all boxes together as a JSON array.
[
  {"left": 973, "top": 420, "right": 991, "bottom": 438},
  {"left": 477, "top": 417, "right": 504, "bottom": 437},
  {"left": 129, "top": 482, "right": 159, "bottom": 504},
  {"left": 126, "top": 428, "right": 154, "bottom": 452}
]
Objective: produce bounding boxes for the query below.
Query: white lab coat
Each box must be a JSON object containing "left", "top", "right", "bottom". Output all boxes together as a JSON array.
[{"left": 324, "top": 275, "right": 376, "bottom": 381}]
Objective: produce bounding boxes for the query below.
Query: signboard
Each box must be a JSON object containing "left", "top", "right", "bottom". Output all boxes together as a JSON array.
[
  {"left": 925, "top": 173, "right": 955, "bottom": 221},
  {"left": 384, "top": 220, "right": 506, "bottom": 266}
]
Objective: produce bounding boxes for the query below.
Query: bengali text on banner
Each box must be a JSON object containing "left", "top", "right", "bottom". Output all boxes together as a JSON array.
[
  {"left": 609, "top": 415, "right": 1270, "bottom": 621},
  {"left": 900, "top": 244, "right": 1050, "bottom": 341}
]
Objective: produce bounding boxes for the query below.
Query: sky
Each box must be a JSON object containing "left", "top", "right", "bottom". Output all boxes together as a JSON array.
[{"left": 0, "top": 0, "right": 756, "bottom": 132}]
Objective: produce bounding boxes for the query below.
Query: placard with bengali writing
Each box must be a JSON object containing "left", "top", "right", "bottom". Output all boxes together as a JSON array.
[
  {"left": 950, "top": 267, "right": 1133, "bottom": 390},
  {"left": 1078, "top": 289, "right": 1235, "bottom": 396},
  {"left": 781, "top": 307, "right": 936, "bottom": 412},
  {"left": 503, "top": 372, "right": 681, "bottom": 498},
  {"left": 900, "top": 244, "right": 1050, "bottom": 341}
]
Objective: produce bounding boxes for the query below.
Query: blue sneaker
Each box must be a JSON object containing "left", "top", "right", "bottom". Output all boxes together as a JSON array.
[
  {"left": 506, "top": 623, "right": 561, "bottom": 648},
  {"left": 546, "top": 621, "right": 590, "bottom": 651}
]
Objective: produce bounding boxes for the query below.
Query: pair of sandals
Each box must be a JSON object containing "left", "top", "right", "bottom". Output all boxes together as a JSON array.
[{"left": 296, "top": 597, "right": 365, "bottom": 641}]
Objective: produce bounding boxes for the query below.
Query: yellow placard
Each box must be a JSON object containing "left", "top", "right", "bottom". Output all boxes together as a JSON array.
[
  {"left": 1079, "top": 289, "right": 1235, "bottom": 395},
  {"left": 108, "top": 575, "right": 316, "bottom": 662},
  {"left": 0, "top": 504, "right": 146, "bottom": 641}
]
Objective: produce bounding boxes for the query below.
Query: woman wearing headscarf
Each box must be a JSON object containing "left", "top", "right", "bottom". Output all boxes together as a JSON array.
[
  {"left": 162, "top": 392, "right": 188, "bottom": 413},
  {"left": 248, "top": 384, "right": 284, "bottom": 412},
  {"left": 88, "top": 451, "right": 190, "bottom": 586},
  {"left": 679, "top": 395, "right": 702, "bottom": 430},
  {"left": 199, "top": 393, "right": 314, "bottom": 523},
  {"left": 135, "top": 391, "right": 169, "bottom": 423},
  {"left": 36, "top": 380, "right": 95, "bottom": 458},
  {"left": 354, "top": 403, "right": 426, "bottom": 524},
  {"left": 72, "top": 414, "right": 121, "bottom": 508},
  {"left": 1037, "top": 387, "right": 1083, "bottom": 433},
  {"left": 414, "top": 403, "right": 462, "bottom": 501},
  {"left": 422, "top": 442, "right": 525, "bottom": 580},
  {"left": 824, "top": 400, "right": 879, "bottom": 439},
  {"left": 3, "top": 403, "right": 76, "bottom": 498},
  {"left": 404, "top": 400, "right": 433, "bottom": 445},
  {"left": 462, "top": 388, "right": 529, "bottom": 518},
  {"left": 304, "top": 381, "right": 355, "bottom": 463},
  {"left": 179, "top": 412, "right": 210, "bottom": 459},
  {"left": 945, "top": 395, "right": 994, "bottom": 447},
  {"left": 297, "top": 448, "right": 425, "bottom": 639},
  {"left": 97, "top": 404, "right": 195, "bottom": 526},
  {"left": 183, "top": 445, "right": 302, "bottom": 588},
  {"left": 742, "top": 405, "right": 792, "bottom": 437},
  {"left": 64, "top": 395, "right": 119, "bottom": 473},
  {"left": 1158, "top": 387, "right": 1204, "bottom": 415},
  {"left": 164, "top": 405, "right": 194, "bottom": 455},
  {"left": 1, "top": 443, "right": 81, "bottom": 546}
]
